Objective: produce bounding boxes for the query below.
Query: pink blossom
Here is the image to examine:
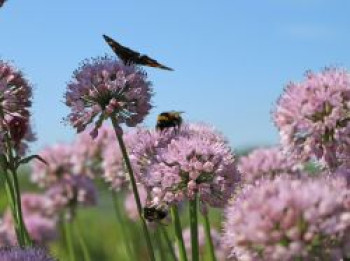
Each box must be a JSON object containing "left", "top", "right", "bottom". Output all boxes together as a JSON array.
[
  {"left": 238, "top": 147, "right": 301, "bottom": 183},
  {"left": 129, "top": 123, "right": 240, "bottom": 208},
  {"left": 273, "top": 68, "right": 350, "bottom": 169},
  {"left": 223, "top": 176, "right": 350, "bottom": 260},
  {"left": 1, "top": 193, "right": 57, "bottom": 245},
  {"left": 0, "top": 60, "right": 35, "bottom": 155},
  {"left": 65, "top": 56, "right": 152, "bottom": 137}
]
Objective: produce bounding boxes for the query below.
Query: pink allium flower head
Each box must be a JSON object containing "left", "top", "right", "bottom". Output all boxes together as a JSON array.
[
  {"left": 0, "top": 247, "right": 56, "bottom": 261},
  {"left": 0, "top": 61, "right": 35, "bottom": 155},
  {"left": 223, "top": 176, "right": 350, "bottom": 261},
  {"left": 65, "top": 56, "right": 152, "bottom": 137},
  {"left": 1, "top": 193, "right": 57, "bottom": 245},
  {"left": 175, "top": 225, "right": 225, "bottom": 261},
  {"left": 274, "top": 68, "right": 350, "bottom": 169},
  {"left": 72, "top": 125, "right": 115, "bottom": 178},
  {"left": 100, "top": 127, "right": 141, "bottom": 191},
  {"left": 129, "top": 123, "right": 240, "bottom": 208},
  {"left": 31, "top": 144, "right": 74, "bottom": 187},
  {"left": 238, "top": 147, "right": 300, "bottom": 184},
  {"left": 31, "top": 144, "right": 97, "bottom": 220},
  {"left": 46, "top": 175, "right": 97, "bottom": 215}
]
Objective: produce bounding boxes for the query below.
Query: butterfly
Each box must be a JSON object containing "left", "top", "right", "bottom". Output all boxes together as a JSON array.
[{"left": 102, "top": 34, "right": 173, "bottom": 71}]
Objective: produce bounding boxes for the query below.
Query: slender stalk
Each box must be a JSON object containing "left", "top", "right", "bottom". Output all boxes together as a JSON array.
[
  {"left": 160, "top": 225, "right": 177, "bottom": 261},
  {"left": 111, "top": 191, "right": 134, "bottom": 260},
  {"left": 155, "top": 228, "right": 166, "bottom": 261},
  {"left": 11, "top": 169, "right": 32, "bottom": 246},
  {"left": 64, "top": 220, "right": 76, "bottom": 261},
  {"left": 110, "top": 116, "right": 156, "bottom": 261},
  {"left": 171, "top": 205, "right": 188, "bottom": 261},
  {"left": 189, "top": 196, "right": 199, "bottom": 261},
  {"left": 2, "top": 170, "right": 22, "bottom": 244},
  {"left": 75, "top": 216, "right": 91, "bottom": 261},
  {"left": 203, "top": 212, "right": 217, "bottom": 261}
]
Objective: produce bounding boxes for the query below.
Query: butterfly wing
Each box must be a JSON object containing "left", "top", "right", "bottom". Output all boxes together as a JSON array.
[
  {"left": 103, "top": 34, "right": 173, "bottom": 71},
  {"left": 102, "top": 34, "right": 141, "bottom": 64},
  {"left": 138, "top": 55, "right": 173, "bottom": 71}
]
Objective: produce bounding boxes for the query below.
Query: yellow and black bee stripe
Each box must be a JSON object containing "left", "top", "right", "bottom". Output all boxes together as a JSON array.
[
  {"left": 156, "top": 111, "right": 183, "bottom": 131},
  {"left": 143, "top": 206, "right": 168, "bottom": 222}
]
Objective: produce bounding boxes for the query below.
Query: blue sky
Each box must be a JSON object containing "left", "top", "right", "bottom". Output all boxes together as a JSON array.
[{"left": 0, "top": 0, "right": 350, "bottom": 152}]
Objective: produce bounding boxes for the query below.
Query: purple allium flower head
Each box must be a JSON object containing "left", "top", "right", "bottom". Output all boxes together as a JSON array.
[
  {"left": 31, "top": 144, "right": 74, "bottom": 187},
  {"left": 1, "top": 193, "right": 57, "bottom": 245},
  {"left": 65, "top": 56, "right": 152, "bottom": 137},
  {"left": 223, "top": 176, "right": 350, "bottom": 261},
  {"left": 0, "top": 247, "right": 56, "bottom": 261},
  {"left": 0, "top": 61, "right": 35, "bottom": 155},
  {"left": 129, "top": 123, "right": 240, "bottom": 208},
  {"left": 238, "top": 146, "right": 300, "bottom": 184},
  {"left": 46, "top": 175, "right": 97, "bottom": 218},
  {"left": 274, "top": 68, "right": 350, "bottom": 169},
  {"left": 175, "top": 225, "right": 225, "bottom": 261}
]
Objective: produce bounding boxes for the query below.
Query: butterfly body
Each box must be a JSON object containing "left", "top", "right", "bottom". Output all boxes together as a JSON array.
[{"left": 103, "top": 34, "right": 173, "bottom": 71}]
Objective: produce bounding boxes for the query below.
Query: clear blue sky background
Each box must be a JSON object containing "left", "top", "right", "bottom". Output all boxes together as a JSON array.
[{"left": 0, "top": 0, "right": 349, "bottom": 152}]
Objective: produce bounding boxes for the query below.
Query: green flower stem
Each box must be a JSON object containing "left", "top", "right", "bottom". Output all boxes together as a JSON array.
[
  {"left": 11, "top": 168, "right": 32, "bottom": 246},
  {"left": 64, "top": 220, "right": 76, "bottom": 261},
  {"left": 75, "top": 216, "right": 91, "bottom": 261},
  {"left": 189, "top": 196, "right": 199, "bottom": 261},
  {"left": 155, "top": 228, "right": 166, "bottom": 261},
  {"left": 160, "top": 225, "right": 177, "bottom": 261},
  {"left": 1, "top": 169, "right": 22, "bottom": 244},
  {"left": 110, "top": 117, "right": 156, "bottom": 261},
  {"left": 111, "top": 191, "right": 134, "bottom": 261},
  {"left": 203, "top": 212, "right": 217, "bottom": 261},
  {"left": 171, "top": 205, "right": 188, "bottom": 261},
  {"left": 0, "top": 111, "right": 32, "bottom": 247}
]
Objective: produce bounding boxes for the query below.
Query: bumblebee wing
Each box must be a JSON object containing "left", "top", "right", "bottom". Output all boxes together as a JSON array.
[
  {"left": 102, "top": 34, "right": 141, "bottom": 64},
  {"left": 138, "top": 55, "right": 173, "bottom": 71}
]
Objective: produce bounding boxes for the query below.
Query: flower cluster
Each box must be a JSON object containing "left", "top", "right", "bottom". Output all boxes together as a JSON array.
[
  {"left": 65, "top": 56, "right": 152, "bottom": 137},
  {"left": 129, "top": 123, "right": 240, "bottom": 209},
  {"left": 0, "top": 247, "right": 56, "bottom": 261},
  {"left": 0, "top": 60, "right": 35, "bottom": 155},
  {"left": 0, "top": 193, "right": 57, "bottom": 245},
  {"left": 274, "top": 68, "right": 350, "bottom": 169},
  {"left": 238, "top": 147, "right": 300, "bottom": 184},
  {"left": 31, "top": 143, "right": 97, "bottom": 219},
  {"left": 72, "top": 125, "right": 115, "bottom": 178},
  {"left": 223, "top": 176, "right": 350, "bottom": 261}
]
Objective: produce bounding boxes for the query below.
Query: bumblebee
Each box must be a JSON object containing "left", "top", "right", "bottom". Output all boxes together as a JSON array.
[
  {"left": 156, "top": 111, "right": 184, "bottom": 132},
  {"left": 143, "top": 206, "right": 168, "bottom": 222}
]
